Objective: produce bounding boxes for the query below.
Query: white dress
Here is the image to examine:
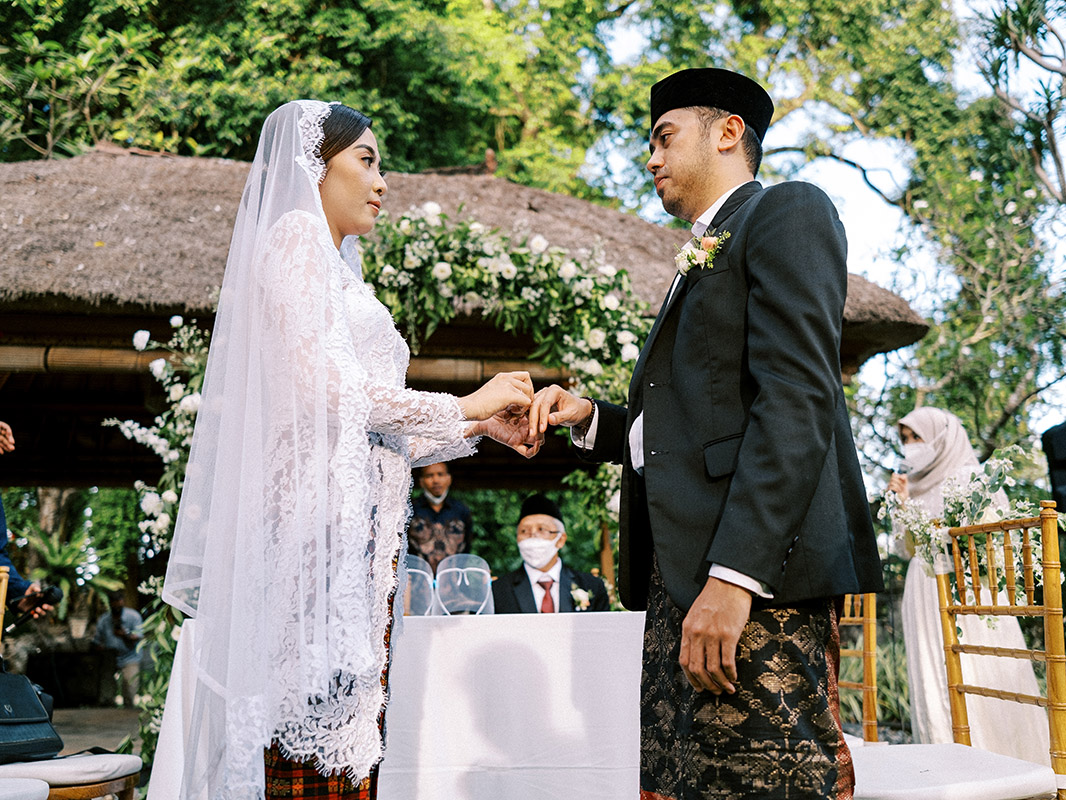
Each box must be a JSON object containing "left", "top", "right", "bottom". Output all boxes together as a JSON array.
[{"left": 902, "top": 554, "right": 1050, "bottom": 764}]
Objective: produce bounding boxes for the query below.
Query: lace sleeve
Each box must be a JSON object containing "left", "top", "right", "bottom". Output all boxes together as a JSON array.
[
  {"left": 409, "top": 432, "right": 479, "bottom": 468},
  {"left": 365, "top": 385, "right": 468, "bottom": 441}
]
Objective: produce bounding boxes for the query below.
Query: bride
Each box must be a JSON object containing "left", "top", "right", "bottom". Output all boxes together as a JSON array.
[{"left": 163, "top": 100, "right": 537, "bottom": 799}]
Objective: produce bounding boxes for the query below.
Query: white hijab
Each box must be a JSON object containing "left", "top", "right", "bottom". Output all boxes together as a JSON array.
[
  {"left": 165, "top": 101, "right": 397, "bottom": 797},
  {"left": 898, "top": 407, "right": 980, "bottom": 516}
]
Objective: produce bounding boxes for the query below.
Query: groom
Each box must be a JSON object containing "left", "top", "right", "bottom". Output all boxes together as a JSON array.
[{"left": 529, "top": 68, "right": 883, "bottom": 799}]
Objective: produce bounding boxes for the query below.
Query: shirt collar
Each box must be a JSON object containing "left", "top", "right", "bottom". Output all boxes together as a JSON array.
[
  {"left": 524, "top": 557, "right": 563, "bottom": 585},
  {"left": 690, "top": 181, "right": 747, "bottom": 238}
]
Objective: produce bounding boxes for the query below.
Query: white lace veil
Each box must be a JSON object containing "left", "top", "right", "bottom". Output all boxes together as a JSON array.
[{"left": 164, "top": 100, "right": 382, "bottom": 797}]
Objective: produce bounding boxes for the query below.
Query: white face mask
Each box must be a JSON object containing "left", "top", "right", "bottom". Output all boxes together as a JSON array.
[
  {"left": 424, "top": 489, "right": 448, "bottom": 505},
  {"left": 518, "top": 533, "right": 562, "bottom": 570},
  {"left": 901, "top": 442, "right": 936, "bottom": 474}
]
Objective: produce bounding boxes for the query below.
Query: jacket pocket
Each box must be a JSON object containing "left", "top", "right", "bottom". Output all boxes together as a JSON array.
[{"left": 703, "top": 434, "right": 743, "bottom": 478}]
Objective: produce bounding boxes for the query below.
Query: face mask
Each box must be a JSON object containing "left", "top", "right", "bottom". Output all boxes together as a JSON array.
[
  {"left": 901, "top": 442, "right": 936, "bottom": 474},
  {"left": 424, "top": 489, "right": 448, "bottom": 505},
  {"left": 518, "top": 533, "right": 562, "bottom": 570}
]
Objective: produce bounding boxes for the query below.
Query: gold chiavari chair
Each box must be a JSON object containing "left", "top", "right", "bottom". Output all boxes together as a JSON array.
[
  {"left": 853, "top": 500, "right": 1063, "bottom": 800},
  {"left": 840, "top": 592, "right": 879, "bottom": 743}
]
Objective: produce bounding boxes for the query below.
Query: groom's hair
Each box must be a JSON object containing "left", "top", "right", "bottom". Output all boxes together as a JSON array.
[
  {"left": 692, "top": 106, "right": 763, "bottom": 176},
  {"left": 319, "top": 104, "right": 373, "bottom": 163}
]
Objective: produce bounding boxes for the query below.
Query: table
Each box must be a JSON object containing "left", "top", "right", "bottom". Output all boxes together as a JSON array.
[{"left": 148, "top": 612, "right": 645, "bottom": 800}]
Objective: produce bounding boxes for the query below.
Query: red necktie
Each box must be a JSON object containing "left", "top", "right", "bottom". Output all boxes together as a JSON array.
[{"left": 538, "top": 577, "right": 555, "bottom": 613}]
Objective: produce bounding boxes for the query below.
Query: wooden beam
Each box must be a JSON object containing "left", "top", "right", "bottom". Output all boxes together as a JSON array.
[{"left": 0, "top": 346, "right": 568, "bottom": 382}]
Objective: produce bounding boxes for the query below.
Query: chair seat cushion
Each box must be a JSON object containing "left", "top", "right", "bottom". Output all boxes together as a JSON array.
[
  {"left": 853, "top": 743, "right": 1056, "bottom": 800},
  {"left": 0, "top": 779, "right": 50, "bottom": 800},
  {"left": 0, "top": 753, "right": 142, "bottom": 784}
]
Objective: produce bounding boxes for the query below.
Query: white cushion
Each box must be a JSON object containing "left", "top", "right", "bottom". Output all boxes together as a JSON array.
[
  {"left": 853, "top": 743, "right": 1057, "bottom": 800},
  {"left": 0, "top": 753, "right": 142, "bottom": 785},
  {"left": 0, "top": 779, "right": 50, "bottom": 800}
]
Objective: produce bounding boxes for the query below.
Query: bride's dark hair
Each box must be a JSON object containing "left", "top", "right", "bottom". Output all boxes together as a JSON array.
[{"left": 319, "top": 104, "right": 372, "bottom": 163}]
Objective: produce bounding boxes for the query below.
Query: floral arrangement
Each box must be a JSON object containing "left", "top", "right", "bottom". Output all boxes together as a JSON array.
[
  {"left": 105, "top": 316, "right": 209, "bottom": 760},
  {"left": 879, "top": 446, "right": 1042, "bottom": 601},
  {"left": 674, "top": 230, "right": 730, "bottom": 276},
  {"left": 362, "top": 202, "right": 650, "bottom": 402}
]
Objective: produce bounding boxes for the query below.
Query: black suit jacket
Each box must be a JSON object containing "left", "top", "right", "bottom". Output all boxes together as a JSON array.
[
  {"left": 492, "top": 561, "right": 610, "bottom": 614},
  {"left": 586, "top": 181, "right": 883, "bottom": 612}
]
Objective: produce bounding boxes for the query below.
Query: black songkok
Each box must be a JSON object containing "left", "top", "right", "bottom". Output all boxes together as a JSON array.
[
  {"left": 519, "top": 493, "right": 564, "bottom": 526},
  {"left": 650, "top": 68, "right": 774, "bottom": 142}
]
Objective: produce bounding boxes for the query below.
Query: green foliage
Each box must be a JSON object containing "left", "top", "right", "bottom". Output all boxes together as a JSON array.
[
  {"left": 838, "top": 633, "right": 911, "bottom": 729},
  {"left": 22, "top": 523, "right": 123, "bottom": 619}
]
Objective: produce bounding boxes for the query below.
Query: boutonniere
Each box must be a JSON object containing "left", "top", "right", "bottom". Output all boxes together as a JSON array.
[
  {"left": 674, "top": 230, "right": 730, "bottom": 276},
  {"left": 570, "top": 582, "right": 591, "bottom": 611}
]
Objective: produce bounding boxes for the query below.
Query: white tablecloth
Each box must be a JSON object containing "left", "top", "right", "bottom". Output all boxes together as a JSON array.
[{"left": 148, "top": 612, "right": 645, "bottom": 800}]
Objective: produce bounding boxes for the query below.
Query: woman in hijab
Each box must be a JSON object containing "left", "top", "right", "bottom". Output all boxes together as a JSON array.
[
  {"left": 889, "top": 406, "right": 1048, "bottom": 764},
  {"left": 162, "top": 101, "right": 538, "bottom": 799}
]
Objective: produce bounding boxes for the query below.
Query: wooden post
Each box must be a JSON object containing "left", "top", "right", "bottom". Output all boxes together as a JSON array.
[
  {"left": 1039, "top": 501, "right": 1066, "bottom": 796},
  {"left": 599, "top": 520, "right": 616, "bottom": 605},
  {"left": 936, "top": 569, "right": 971, "bottom": 745},
  {"left": 862, "top": 593, "right": 879, "bottom": 742}
]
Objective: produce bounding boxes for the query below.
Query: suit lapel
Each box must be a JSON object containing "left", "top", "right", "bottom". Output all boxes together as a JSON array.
[
  {"left": 630, "top": 272, "right": 687, "bottom": 408},
  {"left": 512, "top": 570, "right": 537, "bottom": 614},
  {"left": 558, "top": 563, "right": 574, "bottom": 612}
]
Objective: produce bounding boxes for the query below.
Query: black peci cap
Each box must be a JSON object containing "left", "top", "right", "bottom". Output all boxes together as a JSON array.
[
  {"left": 650, "top": 68, "right": 774, "bottom": 142},
  {"left": 518, "top": 493, "right": 564, "bottom": 525}
]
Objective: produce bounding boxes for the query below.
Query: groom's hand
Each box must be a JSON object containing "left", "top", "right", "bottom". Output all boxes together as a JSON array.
[
  {"left": 528, "top": 385, "right": 593, "bottom": 436},
  {"left": 471, "top": 407, "right": 543, "bottom": 458},
  {"left": 679, "top": 577, "right": 752, "bottom": 695}
]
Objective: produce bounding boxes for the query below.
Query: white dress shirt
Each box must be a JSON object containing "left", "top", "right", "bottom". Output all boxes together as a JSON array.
[
  {"left": 574, "top": 182, "right": 771, "bottom": 599},
  {"left": 524, "top": 558, "right": 563, "bottom": 612}
]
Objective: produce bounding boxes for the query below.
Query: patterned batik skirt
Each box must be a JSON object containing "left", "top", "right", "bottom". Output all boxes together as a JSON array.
[
  {"left": 264, "top": 579, "right": 397, "bottom": 800},
  {"left": 639, "top": 559, "right": 853, "bottom": 800}
]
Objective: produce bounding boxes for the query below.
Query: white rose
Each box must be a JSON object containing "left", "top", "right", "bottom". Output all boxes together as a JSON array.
[
  {"left": 1024, "top": 189, "right": 1038, "bottom": 199},
  {"left": 166, "top": 449, "right": 180, "bottom": 463},
  {"left": 133, "top": 330, "right": 150, "bottom": 351},
  {"left": 913, "top": 199, "right": 928, "bottom": 210},
  {"left": 169, "top": 384, "right": 185, "bottom": 402},
  {"left": 583, "top": 359, "right": 603, "bottom": 376},
  {"left": 1004, "top": 201, "right": 1017, "bottom": 214},
  {"left": 155, "top": 512, "right": 171, "bottom": 529},
  {"left": 602, "top": 294, "right": 620, "bottom": 311},
  {"left": 381, "top": 264, "right": 397, "bottom": 279},
  {"left": 179, "top": 392, "right": 201, "bottom": 414},
  {"left": 499, "top": 263, "right": 518, "bottom": 280},
  {"left": 398, "top": 218, "right": 412, "bottom": 234},
  {"left": 598, "top": 264, "right": 617, "bottom": 277},
  {"left": 558, "top": 261, "right": 578, "bottom": 280},
  {"left": 141, "top": 492, "right": 163, "bottom": 517},
  {"left": 432, "top": 262, "right": 453, "bottom": 280},
  {"left": 469, "top": 222, "right": 486, "bottom": 234},
  {"left": 587, "top": 329, "right": 607, "bottom": 349},
  {"left": 617, "top": 330, "right": 637, "bottom": 345},
  {"left": 422, "top": 201, "right": 442, "bottom": 216},
  {"left": 161, "top": 490, "right": 178, "bottom": 504},
  {"left": 170, "top": 315, "right": 183, "bottom": 327},
  {"left": 425, "top": 215, "right": 441, "bottom": 227},
  {"left": 622, "top": 343, "right": 640, "bottom": 361},
  {"left": 149, "top": 358, "right": 167, "bottom": 380},
  {"left": 529, "top": 234, "right": 548, "bottom": 253}
]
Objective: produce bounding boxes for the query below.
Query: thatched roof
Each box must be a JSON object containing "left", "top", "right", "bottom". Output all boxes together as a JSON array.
[{"left": 0, "top": 147, "right": 928, "bottom": 363}]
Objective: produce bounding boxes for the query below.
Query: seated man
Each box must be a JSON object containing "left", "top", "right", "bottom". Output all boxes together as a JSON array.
[
  {"left": 492, "top": 494, "right": 609, "bottom": 614},
  {"left": 407, "top": 462, "right": 474, "bottom": 574}
]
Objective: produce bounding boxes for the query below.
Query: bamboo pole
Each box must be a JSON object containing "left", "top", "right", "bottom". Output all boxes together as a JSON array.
[
  {"left": 0, "top": 566, "right": 8, "bottom": 647},
  {"left": 1038, "top": 501, "right": 1066, "bottom": 796},
  {"left": 862, "top": 593, "right": 879, "bottom": 742},
  {"left": 937, "top": 570, "right": 971, "bottom": 745}
]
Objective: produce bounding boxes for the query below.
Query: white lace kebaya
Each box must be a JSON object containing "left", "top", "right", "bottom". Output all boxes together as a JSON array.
[{"left": 163, "top": 101, "right": 476, "bottom": 799}]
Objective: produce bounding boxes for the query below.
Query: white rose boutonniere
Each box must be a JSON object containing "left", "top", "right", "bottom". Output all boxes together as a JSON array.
[
  {"left": 674, "top": 230, "right": 730, "bottom": 276},
  {"left": 570, "top": 582, "right": 591, "bottom": 611}
]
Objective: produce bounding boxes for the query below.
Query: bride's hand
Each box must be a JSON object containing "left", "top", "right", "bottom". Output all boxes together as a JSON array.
[
  {"left": 458, "top": 372, "right": 534, "bottom": 421},
  {"left": 469, "top": 407, "right": 543, "bottom": 458}
]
